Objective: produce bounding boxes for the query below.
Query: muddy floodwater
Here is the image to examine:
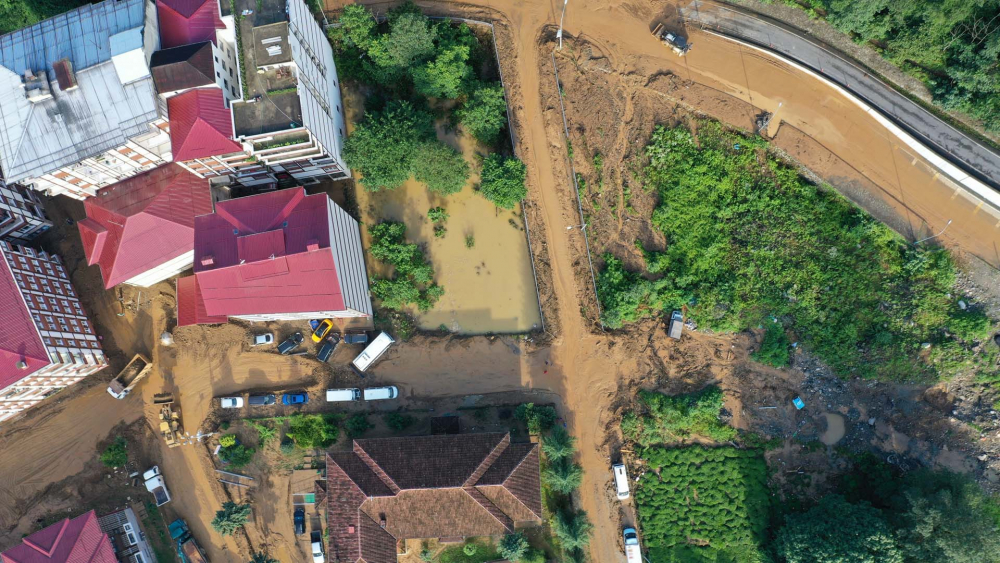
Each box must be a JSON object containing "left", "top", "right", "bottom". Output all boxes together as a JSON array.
[{"left": 353, "top": 126, "right": 542, "bottom": 334}]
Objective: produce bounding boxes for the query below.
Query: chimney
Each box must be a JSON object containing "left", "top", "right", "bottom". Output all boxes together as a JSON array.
[
  {"left": 52, "top": 59, "right": 78, "bottom": 91},
  {"left": 379, "top": 514, "right": 386, "bottom": 528},
  {"left": 201, "top": 255, "right": 214, "bottom": 267},
  {"left": 306, "top": 239, "right": 319, "bottom": 252},
  {"left": 23, "top": 69, "right": 53, "bottom": 103},
  {"left": 16, "top": 360, "right": 27, "bottom": 370},
  {"left": 346, "top": 526, "right": 355, "bottom": 534}
]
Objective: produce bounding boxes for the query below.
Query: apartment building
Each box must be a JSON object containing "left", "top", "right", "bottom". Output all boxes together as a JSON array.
[
  {"left": 176, "top": 187, "right": 371, "bottom": 325},
  {"left": 97, "top": 508, "right": 156, "bottom": 563},
  {"left": 0, "top": 0, "right": 171, "bottom": 200},
  {"left": 0, "top": 181, "right": 52, "bottom": 242},
  {"left": 78, "top": 163, "right": 214, "bottom": 289},
  {"left": 228, "top": 0, "right": 349, "bottom": 183},
  {"left": 0, "top": 241, "right": 107, "bottom": 422}
]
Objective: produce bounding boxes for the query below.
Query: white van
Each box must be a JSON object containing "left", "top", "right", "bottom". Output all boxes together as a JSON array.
[
  {"left": 363, "top": 386, "right": 398, "bottom": 401},
  {"left": 613, "top": 463, "right": 630, "bottom": 500},
  {"left": 352, "top": 332, "right": 395, "bottom": 373},
  {"left": 326, "top": 388, "right": 361, "bottom": 402}
]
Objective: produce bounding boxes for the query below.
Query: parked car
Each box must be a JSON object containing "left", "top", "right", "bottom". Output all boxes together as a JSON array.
[
  {"left": 363, "top": 386, "right": 398, "bottom": 401},
  {"left": 311, "top": 319, "right": 334, "bottom": 342},
  {"left": 311, "top": 541, "right": 325, "bottom": 563},
  {"left": 252, "top": 333, "right": 274, "bottom": 346},
  {"left": 316, "top": 334, "right": 340, "bottom": 363},
  {"left": 343, "top": 332, "right": 368, "bottom": 345},
  {"left": 248, "top": 394, "right": 276, "bottom": 406},
  {"left": 623, "top": 527, "right": 641, "bottom": 563},
  {"left": 282, "top": 392, "right": 309, "bottom": 406},
  {"left": 326, "top": 388, "right": 361, "bottom": 402},
  {"left": 293, "top": 508, "right": 305, "bottom": 535},
  {"left": 613, "top": 463, "right": 630, "bottom": 500},
  {"left": 220, "top": 397, "right": 244, "bottom": 409},
  {"left": 277, "top": 332, "right": 304, "bottom": 354}
]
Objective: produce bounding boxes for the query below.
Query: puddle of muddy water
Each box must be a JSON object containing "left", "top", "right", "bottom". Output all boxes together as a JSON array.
[
  {"left": 348, "top": 96, "right": 542, "bottom": 334},
  {"left": 819, "top": 412, "right": 846, "bottom": 445}
]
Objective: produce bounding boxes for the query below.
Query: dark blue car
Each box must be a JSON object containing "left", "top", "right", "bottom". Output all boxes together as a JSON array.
[{"left": 282, "top": 392, "right": 308, "bottom": 405}]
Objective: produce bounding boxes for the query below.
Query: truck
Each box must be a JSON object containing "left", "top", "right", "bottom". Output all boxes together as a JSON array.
[
  {"left": 624, "top": 527, "right": 642, "bottom": 563},
  {"left": 169, "top": 519, "right": 208, "bottom": 563},
  {"left": 107, "top": 354, "right": 153, "bottom": 399},
  {"left": 651, "top": 23, "right": 691, "bottom": 56},
  {"left": 143, "top": 466, "right": 171, "bottom": 506}
]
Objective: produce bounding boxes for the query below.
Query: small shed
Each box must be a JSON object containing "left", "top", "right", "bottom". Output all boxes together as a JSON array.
[{"left": 668, "top": 310, "right": 684, "bottom": 340}]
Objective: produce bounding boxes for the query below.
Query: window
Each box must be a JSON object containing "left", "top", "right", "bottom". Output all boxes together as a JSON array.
[
  {"left": 214, "top": 56, "right": 219, "bottom": 63},
  {"left": 221, "top": 62, "right": 226, "bottom": 71},
  {"left": 126, "top": 531, "right": 137, "bottom": 546},
  {"left": 134, "top": 553, "right": 145, "bottom": 563},
  {"left": 216, "top": 71, "right": 220, "bottom": 78},
  {"left": 224, "top": 79, "right": 229, "bottom": 89}
]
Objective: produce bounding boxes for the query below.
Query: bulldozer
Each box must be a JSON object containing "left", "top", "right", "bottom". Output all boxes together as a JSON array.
[{"left": 154, "top": 393, "right": 183, "bottom": 448}]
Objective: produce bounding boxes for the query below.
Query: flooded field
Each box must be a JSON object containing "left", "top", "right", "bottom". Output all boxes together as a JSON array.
[{"left": 344, "top": 88, "right": 542, "bottom": 334}]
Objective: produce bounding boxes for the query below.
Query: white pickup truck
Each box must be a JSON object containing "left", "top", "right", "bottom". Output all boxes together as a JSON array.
[
  {"left": 624, "top": 527, "right": 642, "bottom": 563},
  {"left": 144, "top": 466, "right": 171, "bottom": 506}
]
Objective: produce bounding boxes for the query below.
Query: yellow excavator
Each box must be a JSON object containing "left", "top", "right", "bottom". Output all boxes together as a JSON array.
[{"left": 154, "top": 393, "right": 183, "bottom": 448}]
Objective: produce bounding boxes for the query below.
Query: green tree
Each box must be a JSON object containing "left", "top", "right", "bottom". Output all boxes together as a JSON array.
[
  {"left": 479, "top": 154, "right": 527, "bottom": 209},
  {"left": 368, "top": 222, "right": 443, "bottom": 312},
  {"left": 374, "top": 11, "right": 436, "bottom": 68},
  {"left": 249, "top": 552, "right": 278, "bottom": 563},
  {"left": 515, "top": 403, "right": 558, "bottom": 434},
  {"left": 457, "top": 83, "right": 508, "bottom": 144},
  {"left": 775, "top": 496, "right": 902, "bottom": 563},
  {"left": 412, "top": 142, "right": 470, "bottom": 195},
  {"left": 330, "top": 4, "right": 376, "bottom": 50},
  {"left": 100, "top": 436, "right": 128, "bottom": 467},
  {"left": 342, "top": 101, "right": 433, "bottom": 191},
  {"left": 894, "top": 471, "right": 1000, "bottom": 563},
  {"left": 542, "top": 426, "right": 576, "bottom": 461},
  {"left": 411, "top": 45, "right": 472, "bottom": 99},
  {"left": 551, "top": 510, "right": 593, "bottom": 550},
  {"left": 498, "top": 532, "right": 529, "bottom": 561},
  {"left": 211, "top": 502, "right": 252, "bottom": 536},
  {"left": 428, "top": 207, "right": 449, "bottom": 223},
  {"left": 542, "top": 458, "right": 583, "bottom": 494},
  {"left": 219, "top": 444, "right": 256, "bottom": 468}
]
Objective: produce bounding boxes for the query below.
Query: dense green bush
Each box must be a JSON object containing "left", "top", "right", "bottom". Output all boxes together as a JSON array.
[
  {"left": 634, "top": 445, "right": 770, "bottom": 563},
  {"left": 498, "top": 532, "right": 529, "bottom": 561},
  {"left": 598, "top": 122, "right": 996, "bottom": 381},
  {"left": 383, "top": 412, "right": 416, "bottom": 431},
  {"left": 368, "top": 221, "right": 444, "bottom": 312},
  {"left": 0, "top": 0, "right": 90, "bottom": 35},
  {"left": 457, "top": 83, "right": 508, "bottom": 144},
  {"left": 412, "top": 45, "right": 473, "bottom": 99},
  {"left": 621, "top": 387, "right": 736, "bottom": 446},
  {"left": 479, "top": 154, "right": 527, "bottom": 209},
  {"left": 514, "top": 403, "right": 558, "bottom": 434},
  {"left": 219, "top": 444, "right": 255, "bottom": 468},
  {"left": 100, "top": 436, "right": 128, "bottom": 468},
  {"left": 412, "top": 142, "right": 470, "bottom": 195},
  {"left": 752, "top": 323, "right": 791, "bottom": 368},
  {"left": 775, "top": 495, "right": 902, "bottom": 563},
  {"left": 286, "top": 414, "right": 340, "bottom": 449},
  {"left": 345, "top": 414, "right": 373, "bottom": 438},
  {"left": 787, "top": 0, "right": 1000, "bottom": 133},
  {"left": 342, "top": 101, "right": 434, "bottom": 192}
]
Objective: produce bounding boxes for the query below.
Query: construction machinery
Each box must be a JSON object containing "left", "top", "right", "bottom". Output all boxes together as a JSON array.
[
  {"left": 154, "top": 393, "right": 183, "bottom": 448},
  {"left": 107, "top": 354, "right": 152, "bottom": 399},
  {"left": 652, "top": 23, "right": 691, "bottom": 56}
]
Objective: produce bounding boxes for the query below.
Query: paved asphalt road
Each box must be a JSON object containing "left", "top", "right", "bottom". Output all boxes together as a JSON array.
[{"left": 680, "top": 0, "right": 1000, "bottom": 191}]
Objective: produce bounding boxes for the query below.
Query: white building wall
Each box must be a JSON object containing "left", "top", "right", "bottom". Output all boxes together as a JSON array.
[
  {"left": 211, "top": 41, "right": 242, "bottom": 102},
  {"left": 124, "top": 250, "right": 194, "bottom": 287}
]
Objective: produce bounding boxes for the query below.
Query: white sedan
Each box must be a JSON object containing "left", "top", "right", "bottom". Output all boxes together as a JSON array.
[
  {"left": 252, "top": 333, "right": 274, "bottom": 346},
  {"left": 220, "top": 397, "right": 244, "bottom": 409}
]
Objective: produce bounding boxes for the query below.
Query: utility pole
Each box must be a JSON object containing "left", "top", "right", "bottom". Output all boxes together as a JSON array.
[
  {"left": 914, "top": 219, "right": 952, "bottom": 245},
  {"left": 558, "top": 0, "right": 568, "bottom": 50}
]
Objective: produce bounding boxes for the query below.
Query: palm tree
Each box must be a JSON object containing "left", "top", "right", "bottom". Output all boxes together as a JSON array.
[
  {"left": 542, "top": 426, "right": 576, "bottom": 461},
  {"left": 542, "top": 458, "right": 583, "bottom": 494},
  {"left": 552, "top": 509, "right": 593, "bottom": 550},
  {"left": 249, "top": 552, "right": 277, "bottom": 563}
]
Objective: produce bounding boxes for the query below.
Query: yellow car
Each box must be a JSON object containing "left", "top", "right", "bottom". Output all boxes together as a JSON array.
[{"left": 311, "top": 319, "right": 334, "bottom": 342}]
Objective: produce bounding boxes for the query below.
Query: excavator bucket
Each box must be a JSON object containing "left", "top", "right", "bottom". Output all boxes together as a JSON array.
[{"left": 152, "top": 393, "right": 174, "bottom": 405}]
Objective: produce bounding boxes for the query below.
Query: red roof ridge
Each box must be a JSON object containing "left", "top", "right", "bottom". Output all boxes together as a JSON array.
[
  {"left": 21, "top": 519, "right": 67, "bottom": 557},
  {"left": 168, "top": 89, "right": 241, "bottom": 162}
]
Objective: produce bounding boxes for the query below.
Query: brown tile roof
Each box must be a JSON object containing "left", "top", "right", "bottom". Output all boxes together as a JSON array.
[
  {"left": 326, "top": 433, "right": 542, "bottom": 563},
  {"left": 150, "top": 42, "right": 215, "bottom": 93},
  {"left": 353, "top": 434, "right": 506, "bottom": 489}
]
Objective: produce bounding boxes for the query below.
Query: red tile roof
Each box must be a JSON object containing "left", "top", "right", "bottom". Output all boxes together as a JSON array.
[
  {"left": 79, "top": 163, "right": 214, "bottom": 289},
  {"left": 326, "top": 433, "right": 542, "bottom": 563},
  {"left": 0, "top": 248, "right": 48, "bottom": 390},
  {"left": 1, "top": 511, "right": 116, "bottom": 563},
  {"left": 156, "top": 0, "right": 225, "bottom": 49},
  {"left": 168, "top": 88, "right": 242, "bottom": 162},
  {"left": 176, "top": 276, "right": 228, "bottom": 326},
  {"left": 177, "top": 188, "right": 347, "bottom": 325}
]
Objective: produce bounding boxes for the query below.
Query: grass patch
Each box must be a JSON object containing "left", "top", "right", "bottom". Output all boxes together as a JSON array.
[
  {"left": 621, "top": 387, "right": 736, "bottom": 446},
  {"left": 597, "top": 121, "right": 996, "bottom": 382},
  {"left": 141, "top": 502, "right": 179, "bottom": 563},
  {"left": 752, "top": 323, "right": 791, "bottom": 368}
]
